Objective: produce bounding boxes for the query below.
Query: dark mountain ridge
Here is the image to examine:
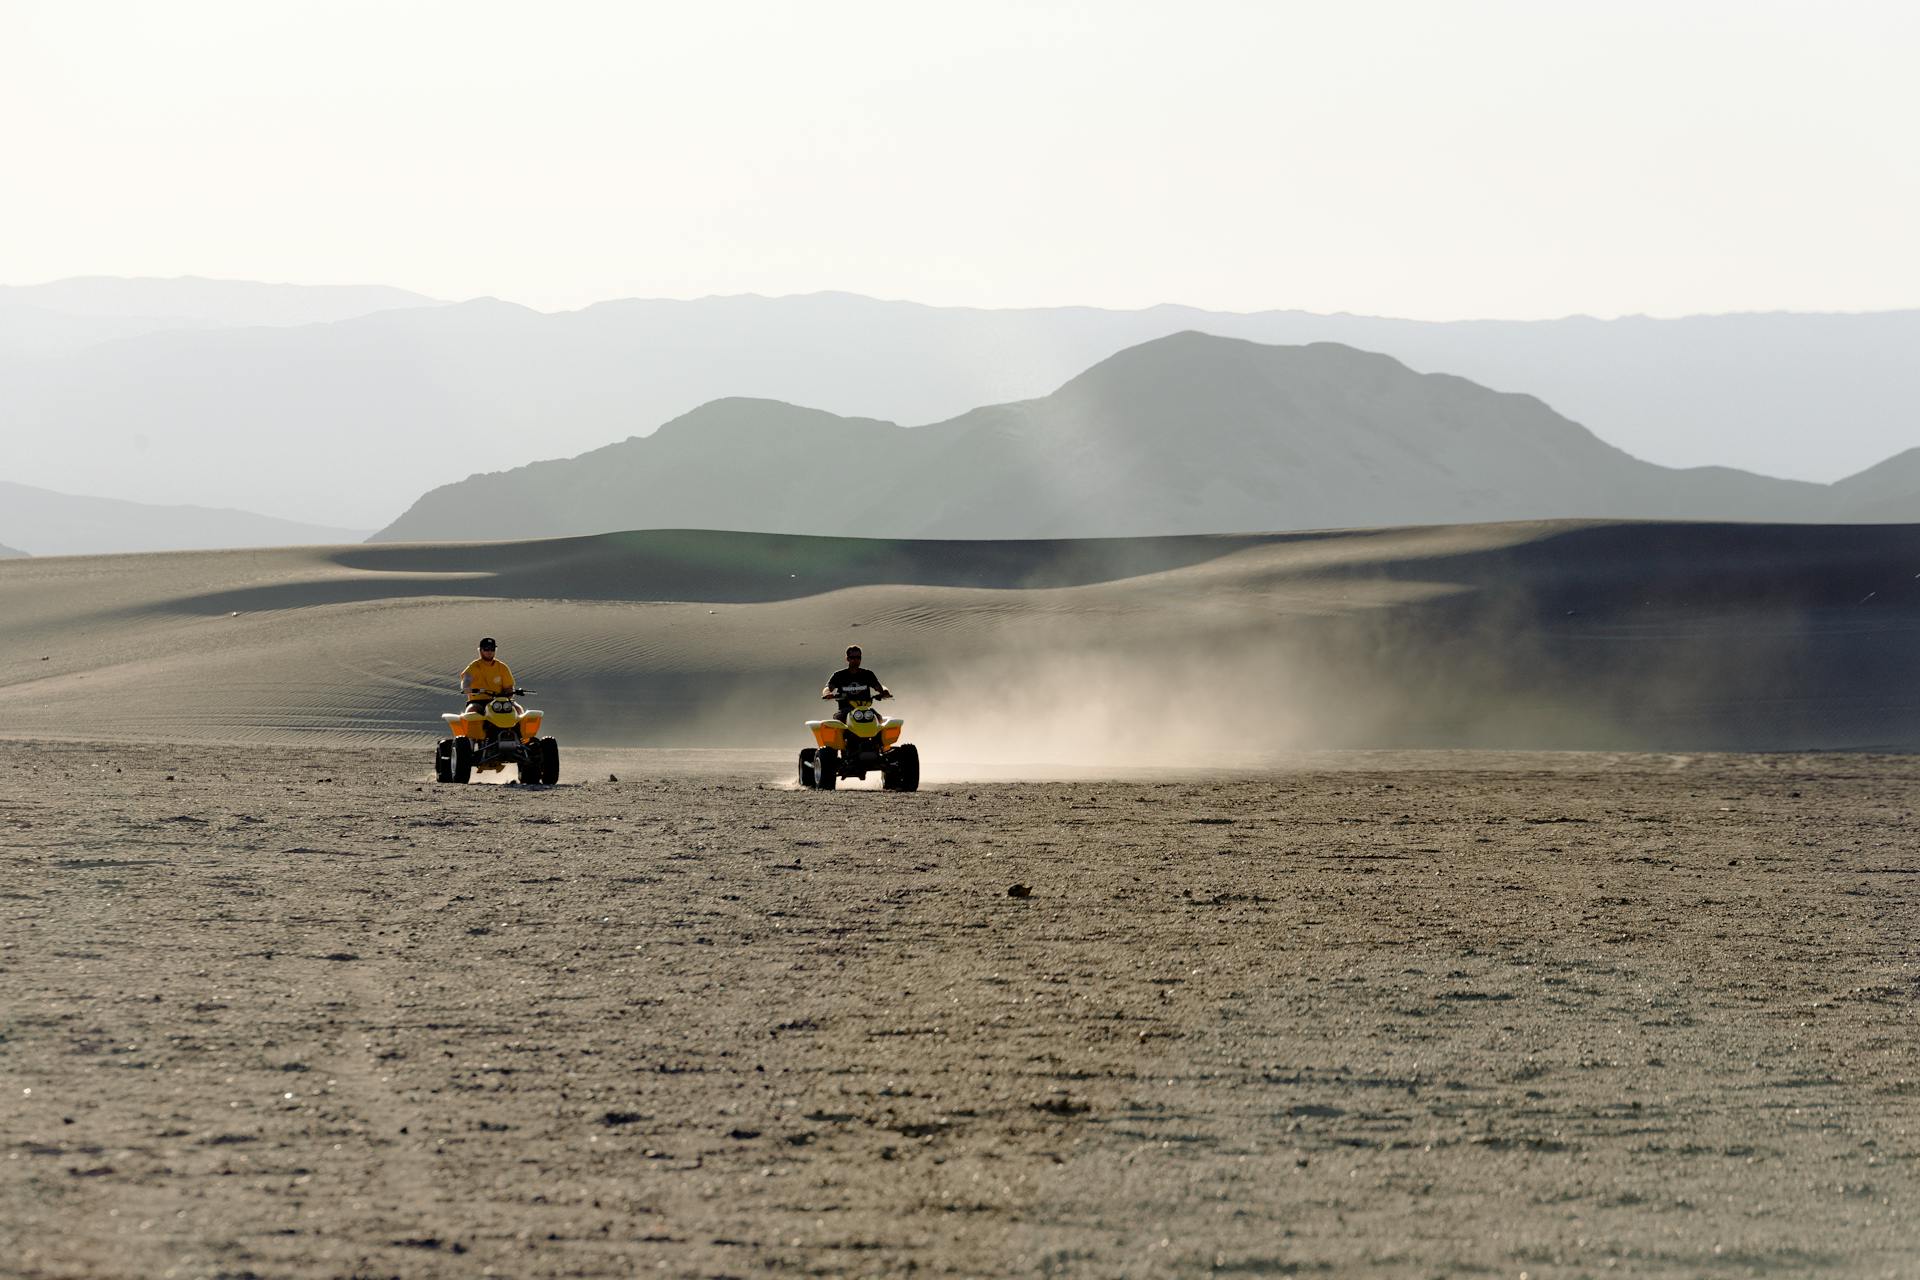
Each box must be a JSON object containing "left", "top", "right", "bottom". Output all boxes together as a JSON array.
[{"left": 375, "top": 333, "right": 1856, "bottom": 543}]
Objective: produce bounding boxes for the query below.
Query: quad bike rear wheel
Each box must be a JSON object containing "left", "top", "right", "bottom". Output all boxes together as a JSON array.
[
  {"left": 798, "top": 747, "right": 817, "bottom": 788},
  {"left": 884, "top": 743, "right": 921, "bottom": 793},
  {"left": 434, "top": 738, "right": 454, "bottom": 783},
  {"left": 517, "top": 748, "right": 541, "bottom": 786},
  {"left": 539, "top": 737, "right": 560, "bottom": 786},
  {"left": 814, "top": 747, "right": 838, "bottom": 790},
  {"left": 451, "top": 736, "right": 474, "bottom": 784}
]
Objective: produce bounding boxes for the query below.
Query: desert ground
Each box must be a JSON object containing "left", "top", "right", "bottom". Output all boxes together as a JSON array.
[
  {"left": 4, "top": 523, "right": 1920, "bottom": 1276},
  {"left": 5, "top": 743, "right": 1918, "bottom": 1277}
]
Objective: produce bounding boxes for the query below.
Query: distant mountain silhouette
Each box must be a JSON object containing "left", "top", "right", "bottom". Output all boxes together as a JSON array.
[
  {"left": 376, "top": 333, "right": 1878, "bottom": 542},
  {"left": 0, "top": 482, "right": 368, "bottom": 557},
  {"left": 5, "top": 285, "right": 1919, "bottom": 528},
  {"left": 0, "top": 300, "right": 218, "bottom": 362},
  {"left": 0, "top": 543, "right": 27, "bottom": 558},
  {"left": 1, "top": 275, "right": 437, "bottom": 327},
  {"left": 0, "top": 276, "right": 441, "bottom": 363}
]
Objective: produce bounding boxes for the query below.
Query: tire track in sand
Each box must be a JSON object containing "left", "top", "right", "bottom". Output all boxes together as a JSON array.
[{"left": 272, "top": 913, "right": 468, "bottom": 1266}]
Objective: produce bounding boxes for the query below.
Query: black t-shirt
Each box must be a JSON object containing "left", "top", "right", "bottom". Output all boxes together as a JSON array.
[{"left": 827, "top": 666, "right": 883, "bottom": 705}]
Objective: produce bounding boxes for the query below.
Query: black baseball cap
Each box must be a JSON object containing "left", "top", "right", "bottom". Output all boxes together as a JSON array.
[{"left": 479, "top": 637, "right": 497, "bottom": 648}]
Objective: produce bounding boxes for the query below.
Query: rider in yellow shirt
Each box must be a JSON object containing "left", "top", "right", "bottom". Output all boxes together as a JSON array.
[{"left": 460, "top": 637, "right": 515, "bottom": 711}]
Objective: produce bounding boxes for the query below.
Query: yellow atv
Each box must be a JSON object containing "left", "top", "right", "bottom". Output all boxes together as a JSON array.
[
  {"left": 801, "top": 684, "right": 919, "bottom": 791},
  {"left": 436, "top": 688, "right": 559, "bottom": 785}
]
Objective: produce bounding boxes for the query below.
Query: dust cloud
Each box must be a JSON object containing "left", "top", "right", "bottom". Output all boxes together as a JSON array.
[
  {"left": 904, "top": 644, "right": 1312, "bottom": 778},
  {"left": 882, "top": 581, "right": 1812, "bottom": 778},
  {"left": 211, "top": 558, "right": 1832, "bottom": 770}
]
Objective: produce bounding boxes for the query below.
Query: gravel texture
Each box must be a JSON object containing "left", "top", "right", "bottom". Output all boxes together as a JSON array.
[{"left": 4, "top": 741, "right": 1917, "bottom": 1277}]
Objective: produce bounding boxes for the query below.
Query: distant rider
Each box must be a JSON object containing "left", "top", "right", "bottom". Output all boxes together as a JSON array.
[
  {"left": 822, "top": 644, "right": 891, "bottom": 722},
  {"left": 460, "top": 637, "right": 515, "bottom": 712}
]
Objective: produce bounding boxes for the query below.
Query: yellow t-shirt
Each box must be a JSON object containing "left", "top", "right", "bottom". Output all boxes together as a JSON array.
[{"left": 461, "top": 658, "right": 515, "bottom": 701}]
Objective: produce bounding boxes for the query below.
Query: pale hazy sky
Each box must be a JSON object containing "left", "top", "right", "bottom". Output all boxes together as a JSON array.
[{"left": 3, "top": 0, "right": 1915, "bottom": 320}]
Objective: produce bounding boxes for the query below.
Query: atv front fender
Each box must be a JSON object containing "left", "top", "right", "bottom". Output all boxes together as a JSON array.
[{"left": 442, "top": 711, "right": 486, "bottom": 741}]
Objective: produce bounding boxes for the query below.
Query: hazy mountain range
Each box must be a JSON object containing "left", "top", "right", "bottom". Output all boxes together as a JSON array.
[
  {"left": 0, "top": 481, "right": 367, "bottom": 557},
  {"left": 0, "top": 276, "right": 440, "bottom": 358},
  {"left": 4, "top": 279, "right": 1918, "bottom": 530},
  {"left": 376, "top": 333, "right": 1912, "bottom": 543}
]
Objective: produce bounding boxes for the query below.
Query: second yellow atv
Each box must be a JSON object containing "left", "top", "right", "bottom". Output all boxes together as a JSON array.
[
  {"left": 436, "top": 688, "right": 559, "bottom": 785},
  {"left": 800, "top": 684, "right": 919, "bottom": 791}
]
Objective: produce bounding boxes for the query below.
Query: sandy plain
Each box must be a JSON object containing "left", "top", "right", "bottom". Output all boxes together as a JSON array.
[
  {"left": 4, "top": 522, "right": 1920, "bottom": 1276},
  {"left": 5, "top": 742, "right": 1918, "bottom": 1278}
]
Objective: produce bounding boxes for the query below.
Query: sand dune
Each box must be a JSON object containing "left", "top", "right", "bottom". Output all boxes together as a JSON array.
[{"left": 5, "top": 520, "right": 1919, "bottom": 755}]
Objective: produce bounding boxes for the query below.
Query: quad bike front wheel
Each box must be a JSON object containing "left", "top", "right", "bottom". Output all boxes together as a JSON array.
[
  {"left": 538, "top": 737, "right": 560, "bottom": 786},
  {"left": 451, "top": 736, "right": 474, "bottom": 784},
  {"left": 883, "top": 743, "right": 921, "bottom": 792},
  {"left": 814, "top": 747, "right": 838, "bottom": 791},
  {"left": 434, "top": 738, "right": 454, "bottom": 783},
  {"left": 797, "top": 747, "right": 817, "bottom": 788},
  {"left": 517, "top": 749, "right": 541, "bottom": 786}
]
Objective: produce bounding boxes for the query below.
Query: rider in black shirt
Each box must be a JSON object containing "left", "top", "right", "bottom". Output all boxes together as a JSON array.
[{"left": 822, "top": 645, "right": 892, "bottom": 721}]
